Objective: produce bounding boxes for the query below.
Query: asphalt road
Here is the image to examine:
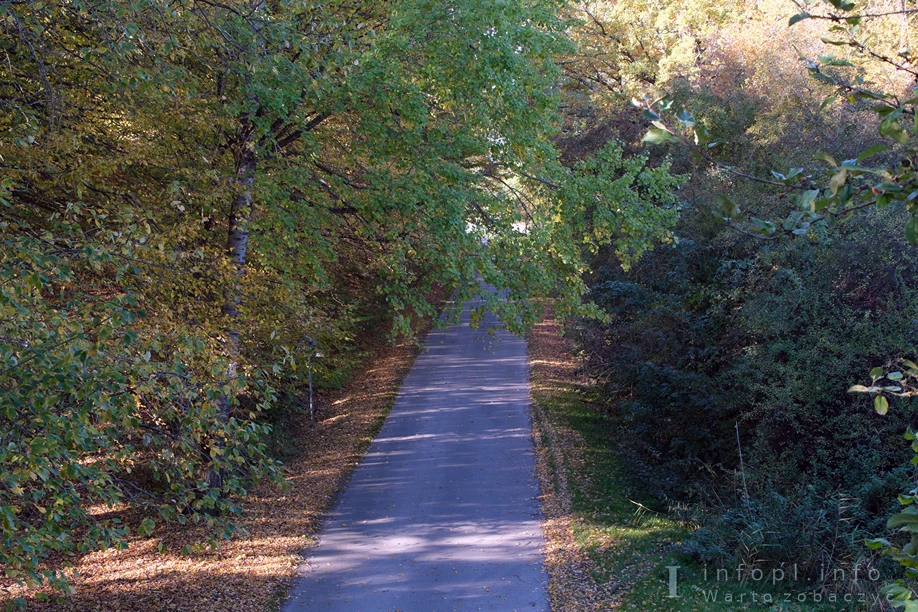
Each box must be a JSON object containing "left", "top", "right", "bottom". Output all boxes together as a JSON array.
[{"left": 282, "top": 299, "right": 548, "bottom": 611}]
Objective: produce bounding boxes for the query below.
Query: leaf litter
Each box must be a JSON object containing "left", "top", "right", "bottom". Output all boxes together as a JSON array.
[{"left": 3, "top": 326, "right": 431, "bottom": 611}]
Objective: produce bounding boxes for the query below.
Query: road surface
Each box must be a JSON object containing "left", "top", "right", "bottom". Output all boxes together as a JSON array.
[{"left": 283, "top": 298, "right": 548, "bottom": 611}]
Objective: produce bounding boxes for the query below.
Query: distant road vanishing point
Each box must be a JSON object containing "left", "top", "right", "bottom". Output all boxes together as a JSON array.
[{"left": 282, "top": 297, "right": 549, "bottom": 611}]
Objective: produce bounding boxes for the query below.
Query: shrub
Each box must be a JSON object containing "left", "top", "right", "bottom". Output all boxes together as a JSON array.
[{"left": 575, "top": 207, "right": 918, "bottom": 572}]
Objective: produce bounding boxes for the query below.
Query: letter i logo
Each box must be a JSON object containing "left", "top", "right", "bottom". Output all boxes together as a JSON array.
[{"left": 667, "top": 566, "right": 681, "bottom": 599}]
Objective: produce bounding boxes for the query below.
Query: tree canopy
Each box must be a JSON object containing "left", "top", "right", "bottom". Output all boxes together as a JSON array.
[
  {"left": 0, "top": 0, "right": 680, "bottom": 597},
  {"left": 16, "top": 0, "right": 918, "bottom": 605}
]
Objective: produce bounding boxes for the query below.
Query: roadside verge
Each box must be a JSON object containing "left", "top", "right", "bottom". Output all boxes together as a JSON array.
[
  {"left": 527, "top": 313, "right": 684, "bottom": 611},
  {"left": 8, "top": 322, "right": 433, "bottom": 612}
]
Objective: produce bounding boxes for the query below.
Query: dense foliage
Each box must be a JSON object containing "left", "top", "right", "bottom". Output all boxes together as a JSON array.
[
  {"left": 7, "top": 0, "right": 918, "bottom": 604},
  {"left": 0, "top": 0, "right": 683, "bottom": 599},
  {"left": 578, "top": 203, "right": 918, "bottom": 573},
  {"left": 562, "top": 0, "right": 918, "bottom": 593}
]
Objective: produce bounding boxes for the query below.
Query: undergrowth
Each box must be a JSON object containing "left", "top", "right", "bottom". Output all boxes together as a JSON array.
[{"left": 531, "top": 328, "right": 878, "bottom": 610}]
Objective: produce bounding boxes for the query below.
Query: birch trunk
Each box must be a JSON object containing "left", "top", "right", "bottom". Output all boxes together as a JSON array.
[{"left": 207, "top": 121, "right": 256, "bottom": 492}]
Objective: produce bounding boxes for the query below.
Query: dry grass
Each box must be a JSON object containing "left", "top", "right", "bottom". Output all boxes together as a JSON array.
[
  {"left": 529, "top": 313, "right": 696, "bottom": 612},
  {"left": 3, "top": 326, "right": 430, "bottom": 611},
  {"left": 528, "top": 313, "right": 621, "bottom": 611}
]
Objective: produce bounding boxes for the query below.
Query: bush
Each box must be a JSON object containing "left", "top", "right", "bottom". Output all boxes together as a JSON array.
[{"left": 575, "top": 206, "right": 918, "bottom": 572}]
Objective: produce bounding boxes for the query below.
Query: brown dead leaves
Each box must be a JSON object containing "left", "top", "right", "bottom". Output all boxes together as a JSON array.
[
  {"left": 528, "top": 314, "right": 620, "bottom": 612},
  {"left": 4, "top": 334, "right": 425, "bottom": 612}
]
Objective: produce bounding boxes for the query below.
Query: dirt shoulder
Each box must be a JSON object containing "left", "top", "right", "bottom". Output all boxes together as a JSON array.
[
  {"left": 7, "top": 326, "right": 430, "bottom": 612},
  {"left": 528, "top": 314, "right": 619, "bottom": 611},
  {"left": 528, "top": 313, "right": 684, "bottom": 612}
]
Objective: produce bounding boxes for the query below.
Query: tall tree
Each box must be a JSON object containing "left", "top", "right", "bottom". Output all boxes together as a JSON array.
[{"left": 0, "top": 0, "right": 682, "bottom": 599}]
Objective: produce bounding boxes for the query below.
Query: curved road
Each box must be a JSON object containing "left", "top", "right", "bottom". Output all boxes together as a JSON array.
[{"left": 283, "top": 299, "right": 548, "bottom": 611}]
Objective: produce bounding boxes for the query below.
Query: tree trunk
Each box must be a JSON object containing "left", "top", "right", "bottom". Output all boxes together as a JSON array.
[{"left": 206, "top": 120, "right": 256, "bottom": 492}]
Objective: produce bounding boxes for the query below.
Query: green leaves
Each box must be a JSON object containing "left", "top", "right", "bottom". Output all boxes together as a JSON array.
[
  {"left": 0, "top": 0, "right": 619, "bottom": 597},
  {"left": 675, "top": 109, "right": 695, "bottom": 128},
  {"left": 750, "top": 217, "right": 777, "bottom": 235},
  {"left": 639, "top": 104, "right": 714, "bottom": 150},
  {"left": 856, "top": 143, "right": 888, "bottom": 164},
  {"left": 882, "top": 583, "right": 918, "bottom": 611},
  {"left": 137, "top": 517, "right": 156, "bottom": 537},
  {"left": 880, "top": 116, "right": 911, "bottom": 146},
  {"left": 874, "top": 395, "right": 889, "bottom": 415},
  {"left": 717, "top": 194, "right": 739, "bottom": 221},
  {"left": 828, "top": 167, "right": 848, "bottom": 195},
  {"left": 642, "top": 128, "right": 680, "bottom": 145},
  {"left": 889, "top": 509, "right": 918, "bottom": 529},
  {"left": 814, "top": 152, "right": 838, "bottom": 167},
  {"left": 559, "top": 140, "right": 682, "bottom": 271},
  {"left": 866, "top": 537, "right": 892, "bottom": 550},
  {"left": 825, "top": 0, "right": 857, "bottom": 11},
  {"left": 907, "top": 217, "right": 918, "bottom": 246}
]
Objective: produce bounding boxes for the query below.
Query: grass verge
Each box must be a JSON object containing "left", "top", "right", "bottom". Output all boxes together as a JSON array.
[{"left": 528, "top": 314, "right": 872, "bottom": 611}]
